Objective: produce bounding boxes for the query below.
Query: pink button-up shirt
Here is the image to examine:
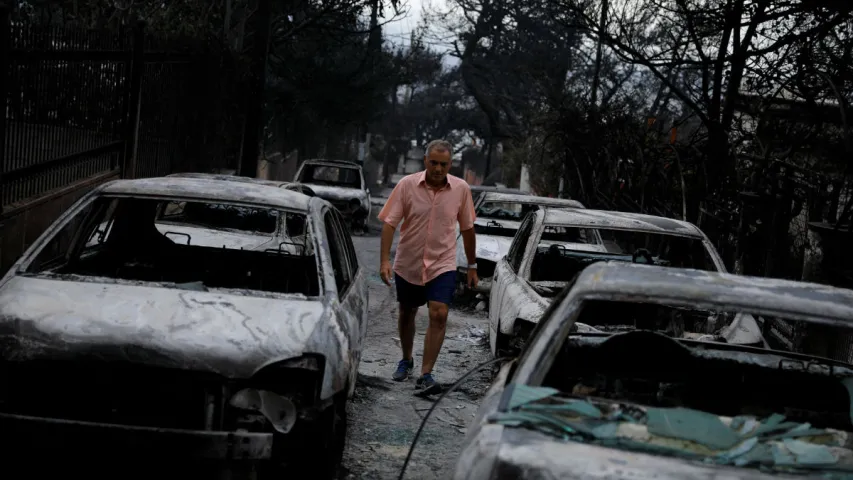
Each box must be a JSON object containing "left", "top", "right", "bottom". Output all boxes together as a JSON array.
[{"left": 378, "top": 171, "right": 476, "bottom": 286}]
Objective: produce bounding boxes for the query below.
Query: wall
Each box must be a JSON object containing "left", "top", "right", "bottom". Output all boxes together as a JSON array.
[
  {"left": 257, "top": 150, "right": 299, "bottom": 182},
  {"left": 0, "top": 171, "right": 119, "bottom": 275}
]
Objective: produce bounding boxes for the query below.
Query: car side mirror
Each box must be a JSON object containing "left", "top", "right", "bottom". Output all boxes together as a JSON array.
[{"left": 366, "top": 188, "right": 371, "bottom": 195}]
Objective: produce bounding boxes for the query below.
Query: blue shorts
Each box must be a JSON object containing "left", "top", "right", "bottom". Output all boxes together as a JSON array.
[{"left": 394, "top": 271, "right": 456, "bottom": 308}]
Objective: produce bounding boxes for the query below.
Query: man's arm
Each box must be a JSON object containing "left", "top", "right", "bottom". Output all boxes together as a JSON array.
[
  {"left": 458, "top": 185, "right": 478, "bottom": 288},
  {"left": 377, "top": 184, "right": 404, "bottom": 286},
  {"left": 460, "top": 228, "right": 476, "bottom": 266},
  {"left": 461, "top": 227, "right": 478, "bottom": 288},
  {"left": 381, "top": 223, "right": 395, "bottom": 266}
]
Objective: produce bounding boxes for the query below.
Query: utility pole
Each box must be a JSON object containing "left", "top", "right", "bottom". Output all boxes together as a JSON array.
[{"left": 238, "top": 0, "right": 272, "bottom": 177}]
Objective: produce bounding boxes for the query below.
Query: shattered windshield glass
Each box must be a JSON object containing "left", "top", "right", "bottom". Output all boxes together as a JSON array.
[
  {"left": 495, "top": 302, "right": 853, "bottom": 477},
  {"left": 493, "top": 384, "right": 853, "bottom": 476}
]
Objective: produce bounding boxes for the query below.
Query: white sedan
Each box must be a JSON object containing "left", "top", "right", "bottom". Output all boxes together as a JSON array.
[{"left": 488, "top": 207, "right": 765, "bottom": 356}]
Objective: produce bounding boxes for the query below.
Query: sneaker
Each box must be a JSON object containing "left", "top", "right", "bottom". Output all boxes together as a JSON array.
[
  {"left": 392, "top": 359, "right": 414, "bottom": 381},
  {"left": 414, "top": 373, "right": 442, "bottom": 397}
]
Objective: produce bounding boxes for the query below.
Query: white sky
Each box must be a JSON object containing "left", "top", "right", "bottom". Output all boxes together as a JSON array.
[
  {"left": 382, "top": 0, "right": 426, "bottom": 44},
  {"left": 381, "top": 0, "right": 460, "bottom": 66}
]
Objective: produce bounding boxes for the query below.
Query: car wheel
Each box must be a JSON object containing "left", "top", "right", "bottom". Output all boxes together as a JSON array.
[
  {"left": 289, "top": 395, "right": 348, "bottom": 480},
  {"left": 496, "top": 326, "right": 515, "bottom": 357}
]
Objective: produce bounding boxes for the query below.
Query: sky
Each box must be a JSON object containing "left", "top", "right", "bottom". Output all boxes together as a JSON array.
[
  {"left": 382, "top": 0, "right": 426, "bottom": 46},
  {"left": 381, "top": 0, "right": 461, "bottom": 67}
]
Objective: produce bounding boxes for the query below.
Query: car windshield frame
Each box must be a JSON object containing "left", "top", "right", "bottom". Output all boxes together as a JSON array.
[
  {"left": 298, "top": 163, "right": 363, "bottom": 189},
  {"left": 528, "top": 226, "right": 718, "bottom": 273},
  {"left": 17, "top": 194, "right": 318, "bottom": 295}
]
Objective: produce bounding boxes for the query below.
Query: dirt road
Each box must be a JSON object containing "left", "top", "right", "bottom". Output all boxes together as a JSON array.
[{"left": 340, "top": 230, "right": 494, "bottom": 479}]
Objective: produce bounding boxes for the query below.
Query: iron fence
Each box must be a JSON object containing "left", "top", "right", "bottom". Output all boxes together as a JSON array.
[
  {"left": 0, "top": 10, "right": 250, "bottom": 212},
  {"left": 1, "top": 14, "right": 131, "bottom": 207}
]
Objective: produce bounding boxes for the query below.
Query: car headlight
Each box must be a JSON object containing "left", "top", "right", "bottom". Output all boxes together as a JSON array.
[
  {"left": 230, "top": 388, "right": 298, "bottom": 434},
  {"left": 230, "top": 355, "right": 323, "bottom": 434}
]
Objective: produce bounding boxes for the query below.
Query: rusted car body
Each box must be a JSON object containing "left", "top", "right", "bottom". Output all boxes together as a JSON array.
[
  {"left": 294, "top": 159, "right": 371, "bottom": 233},
  {"left": 0, "top": 177, "right": 367, "bottom": 477},
  {"left": 455, "top": 262, "right": 853, "bottom": 479},
  {"left": 487, "top": 207, "right": 757, "bottom": 355},
  {"left": 455, "top": 192, "right": 589, "bottom": 296}
]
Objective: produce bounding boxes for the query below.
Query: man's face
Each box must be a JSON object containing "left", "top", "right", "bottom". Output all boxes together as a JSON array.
[{"left": 424, "top": 148, "right": 452, "bottom": 184}]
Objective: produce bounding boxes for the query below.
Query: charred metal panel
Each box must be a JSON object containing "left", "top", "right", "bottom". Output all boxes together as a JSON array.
[
  {"left": 0, "top": 180, "right": 368, "bottom": 404},
  {"left": 100, "top": 177, "right": 312, "bottom": 212},
  {"left": 478, "top": 192, "right": 586, "bottom": 210},
  {"left": 543, "top": 208, "right": 704, "bottom": 237},
  {"left": 2, "top": 412, "right": 273, "bottom": 460}
]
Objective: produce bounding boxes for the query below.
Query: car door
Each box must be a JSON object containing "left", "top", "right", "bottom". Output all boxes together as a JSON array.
[
  {"left": 322, "top": 208, "right": 367, "bottom": 397},
  {"left": 489, "top": 213, "right": 536, "bottom": 351},
  {"left": 334, "top": 208, "right": 368, "bottom": 395},
  {"left": 497, "top": 213, "right": 542, "bottom": 331}
]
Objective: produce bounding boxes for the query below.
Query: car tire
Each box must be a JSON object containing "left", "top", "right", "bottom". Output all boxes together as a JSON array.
[
  {"left": 493, "top": 327, "right": 510, "bottom": 357},
  {"left": 289, "top": 395, "right": 348, "bottom": 480}
]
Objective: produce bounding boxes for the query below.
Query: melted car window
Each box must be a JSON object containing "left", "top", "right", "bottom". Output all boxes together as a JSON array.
[
  {"left": 299, "top": 165, "right": 361, "bottom": 189},
  {"left": 157, "top": 201, "right": 278, "bottom": 234},
  {"left": 27, "top": 197, "right": 319, "bottom": 297}
]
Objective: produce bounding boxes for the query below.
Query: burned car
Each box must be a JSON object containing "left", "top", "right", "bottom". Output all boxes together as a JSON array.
[
  {"left": 455, "top": 192, "right": 588, "bottom": 297},
  {"left": 294, "top": 159, "right": 371, "bottom": 233},
  {"left": 0, "top": 177, "right": 367, "bottom": 478},
  {"left": 455, "top": 262, "right": 853, "bottom": 480},
  {"left": 488, "top": 207, "right": 750, "bottom": 355},
  {"left": 167, "top": 171, "right": 317, "bottom": 197},
  {"left": 469, "top": 185, "right": 531, "bottom": 205}
]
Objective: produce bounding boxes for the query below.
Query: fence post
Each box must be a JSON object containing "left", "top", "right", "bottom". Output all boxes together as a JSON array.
[
  {"left": 0, "top": 4, "right": 10, "bottom": 211},
  {"left": 123, "top": 21, "right": 145, "bottom": 179}
]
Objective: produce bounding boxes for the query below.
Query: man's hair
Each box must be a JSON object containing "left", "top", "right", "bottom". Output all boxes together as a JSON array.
[{"left": 425, "top": 139, "right": 453, "bottom": 156}]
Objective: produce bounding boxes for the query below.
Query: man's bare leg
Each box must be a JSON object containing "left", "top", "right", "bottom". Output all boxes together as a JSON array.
[
  {"left": 392, "top": 305, "right": 418, "bottom": 381},
  {"left": 399, "top": 305, "right": 418, "bottom": 361},
  {"left": 421, "top": 301, "right": 449, "bottom": 375}
]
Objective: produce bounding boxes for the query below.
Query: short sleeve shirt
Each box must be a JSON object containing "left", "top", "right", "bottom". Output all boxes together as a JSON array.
[{"left": 377, "top": 171, "right": 476, "bottom": 285}]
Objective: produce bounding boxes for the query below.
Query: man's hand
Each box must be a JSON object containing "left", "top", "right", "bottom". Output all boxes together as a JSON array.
[
  {"left": 460, "top": 227, "right": 477, "bottom": 289},
  {"left": 380, "top": 260, "right": 393, "bottom": 286},
  {"left": 467, "top": 268, "right": 479, "bottom": 289}
]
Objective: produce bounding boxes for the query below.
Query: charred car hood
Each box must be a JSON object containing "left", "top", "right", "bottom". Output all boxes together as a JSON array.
[
  {"left": 476, "top": 236, "right": 514, "bottom": 263},
  {"left": 0, "top": 276, "right": 339, "bottom": 379},
  {"left": 303, "top": 184, "right": 367, "bottom": 202},
  {"left": 457, "top": 235, "right": 514, "bottom": 267}
]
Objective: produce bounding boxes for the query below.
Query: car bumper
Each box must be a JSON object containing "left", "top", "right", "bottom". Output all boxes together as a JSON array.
[{"left": 0, "top": 412, "right": 273, "bottom": 460}]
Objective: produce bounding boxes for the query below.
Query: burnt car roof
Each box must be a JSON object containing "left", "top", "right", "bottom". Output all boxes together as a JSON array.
[
  {"left": 573, "top": 262, "right": 853, "bottom": 324},
  {"left": 481, "top": 192, "right": 585, "bottom": 208},
  {"left": 543, "top": 208, "right": 703, "bottom": 237},
  {"left": 470, "top": 186, "right": 531, "bottom": 195},
  {"left": 98, "top": 177, "right": 312, "bottom": 212},
  {"left": 301, "top": 159, "right": 361, "bottom": 168},
  {"left": 166, "top": 172, "right": 290, "bottom": 188}
]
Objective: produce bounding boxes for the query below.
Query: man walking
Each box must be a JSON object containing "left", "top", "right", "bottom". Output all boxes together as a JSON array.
[{"left": 377, "top": 139, "right": 478, "bottom": 396}]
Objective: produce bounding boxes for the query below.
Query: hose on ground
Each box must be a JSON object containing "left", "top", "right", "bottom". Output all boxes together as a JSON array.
[{"left": 397, "top": 355, "right": 514, "bottom": 480}]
